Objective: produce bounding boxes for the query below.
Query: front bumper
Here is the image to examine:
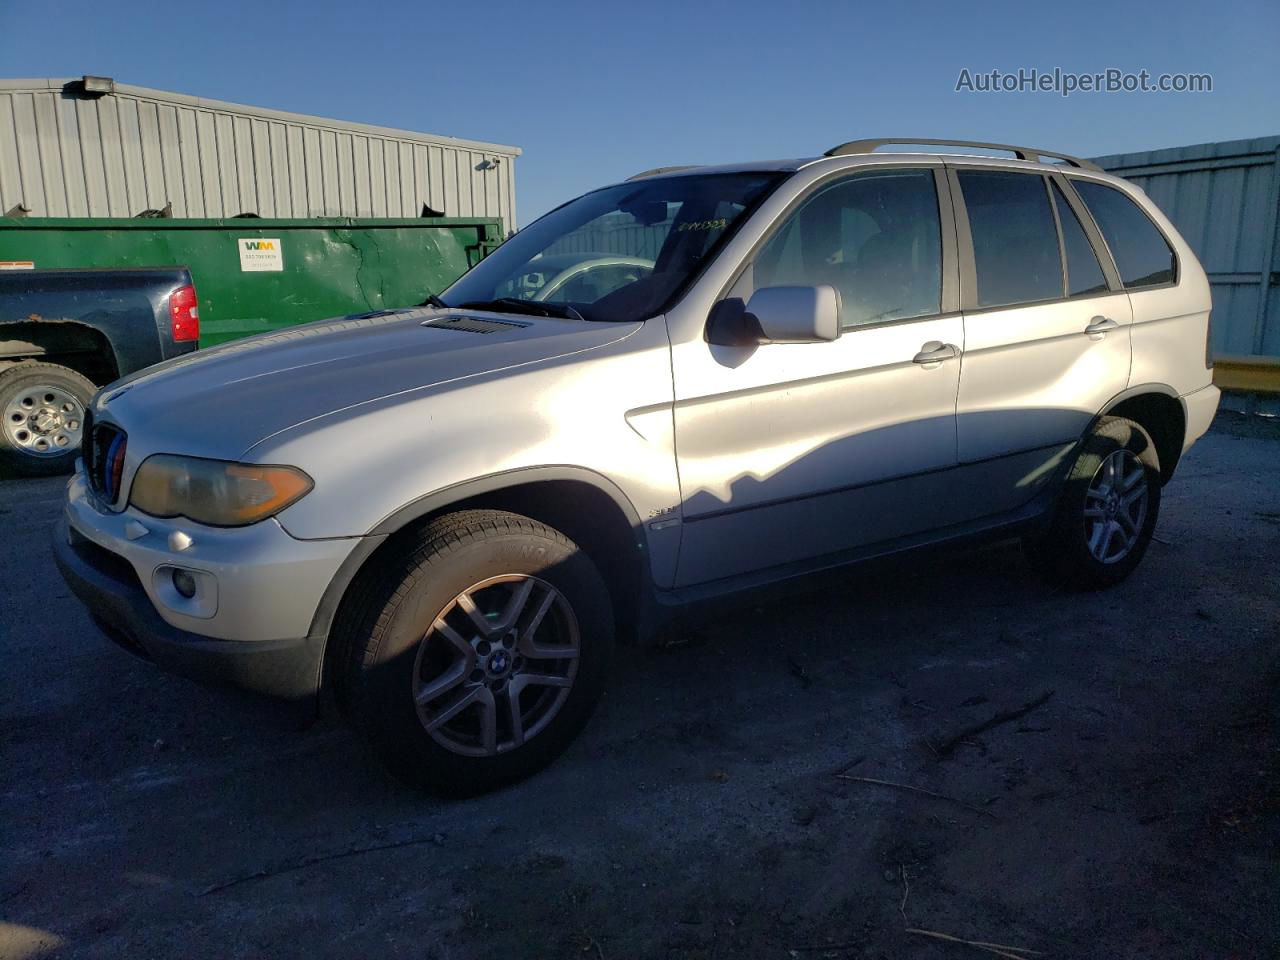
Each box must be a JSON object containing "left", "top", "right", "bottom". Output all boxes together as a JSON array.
[
  {"left": 55, "top": 518, "right": 323, "bottom": 700},
  {"left": 53, "top": 470, "right": 361, "bottom": 701}
]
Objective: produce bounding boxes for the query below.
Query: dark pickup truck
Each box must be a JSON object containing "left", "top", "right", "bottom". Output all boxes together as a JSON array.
[{"left": 0, "top": 267, "right": 199, "bottom": 475}]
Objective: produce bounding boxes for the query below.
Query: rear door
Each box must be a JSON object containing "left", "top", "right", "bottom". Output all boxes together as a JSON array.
[
  {"left": 949, "top": 164, "right": 1132, "bottom": 515},
  {"left": 1066, "top": 176, "right": 1206, "bottom": 396}
]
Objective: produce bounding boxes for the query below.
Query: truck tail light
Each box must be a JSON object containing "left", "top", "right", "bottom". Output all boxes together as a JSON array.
[{"left": 169, "top": 283, "right": 200, "bottom": 343}]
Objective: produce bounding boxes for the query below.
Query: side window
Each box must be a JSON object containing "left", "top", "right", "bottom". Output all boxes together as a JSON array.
[
  {"left": 752, "top": 169, "right": 942, "bottom": 328},
  {"left": 1050, "top": 181, "right": 1108, "bottom": 297},
  {"left": 1071, "top": 179, "right": 1176, "bottom": 288},
  {"left": 958, "top": 170, "right": 1062, "bottom": 308}
]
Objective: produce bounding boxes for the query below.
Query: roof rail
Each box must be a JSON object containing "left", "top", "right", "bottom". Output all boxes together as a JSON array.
[
  {"left": 823, "top": 138, "right": 1102, "bottom": 172},
  {"left": 626, "top": 165, "right": 701, "bottom": 181}
]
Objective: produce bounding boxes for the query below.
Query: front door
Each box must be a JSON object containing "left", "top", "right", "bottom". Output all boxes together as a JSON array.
[{"left": 670, "top": 167, "right": 964, "bottom": 587}]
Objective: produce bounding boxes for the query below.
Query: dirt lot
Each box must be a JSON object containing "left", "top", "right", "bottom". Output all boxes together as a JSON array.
[{"left": 2, "top": 413, "right": 1277, "bottom": 960}]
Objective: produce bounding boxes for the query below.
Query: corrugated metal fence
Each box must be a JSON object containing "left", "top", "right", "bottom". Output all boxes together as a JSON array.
[
  {"left": 0, "top": 78, "right": 520, "bottom": 228},
  {"left": 1093, "top": 136, "right": 1280, "bottom": 363}
]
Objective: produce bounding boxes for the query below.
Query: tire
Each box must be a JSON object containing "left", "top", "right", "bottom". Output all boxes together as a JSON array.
[
  {"left": 1025, "top": 416, "right": 1162, "bottom": 590},
  {"left": 0, "top": 362, "right": 96, "bottom": 477},
  {"left": 335, "top": 509, "right": 614, "bottom": 796}
]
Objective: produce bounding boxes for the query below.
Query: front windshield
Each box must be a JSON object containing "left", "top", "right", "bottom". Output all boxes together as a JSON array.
[{"left": 443, "top": 172, "right": 783, "bottom": 322}]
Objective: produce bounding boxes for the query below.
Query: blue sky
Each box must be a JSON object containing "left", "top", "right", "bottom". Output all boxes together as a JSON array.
[{"left": 3, "top": 0, "right": 1277, "bottom": 226}]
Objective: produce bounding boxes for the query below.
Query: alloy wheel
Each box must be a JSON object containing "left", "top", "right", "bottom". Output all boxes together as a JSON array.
[
  {"left": 1083, "top": 449, "right": 1149, "bottom": 564},
  {"left": 411, "top": 574, "right": 580, "bottom": 757}
]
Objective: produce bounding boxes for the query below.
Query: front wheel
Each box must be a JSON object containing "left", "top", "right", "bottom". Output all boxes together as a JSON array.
[
  {"left": 1025, "top": 416, "right": 1162, "bottom": 590},
  {"left": 335, "top": 509, "right": 614, "bottom": 796}
]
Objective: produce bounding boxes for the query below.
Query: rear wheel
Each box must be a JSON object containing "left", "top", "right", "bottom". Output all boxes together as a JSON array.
[
  {"left": 1026, "top": 416, "right": 1162, "bottom": 590},
  {"left": 0, "top": 363, "right": 95, "bottom": 476},
  {"left": 336, "top": 509, "right": 614, "bottom": 795}
]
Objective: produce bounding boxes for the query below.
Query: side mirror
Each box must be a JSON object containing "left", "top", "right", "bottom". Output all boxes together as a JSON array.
[{"left": 745, "top": 285, "right": 841, "bottom": 344}]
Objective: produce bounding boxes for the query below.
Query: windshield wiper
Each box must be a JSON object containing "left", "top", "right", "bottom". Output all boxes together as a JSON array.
[
  {"left": 457, "top": 297, "right": 585, "bottom": 322},
  {"left": 419, "top": 293, "right": 448, "bottom": 308}
]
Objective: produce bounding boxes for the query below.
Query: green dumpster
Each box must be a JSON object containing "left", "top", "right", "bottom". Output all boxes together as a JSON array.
[{"left": 0, "top": 215, "right": 505, "bottom": 347}]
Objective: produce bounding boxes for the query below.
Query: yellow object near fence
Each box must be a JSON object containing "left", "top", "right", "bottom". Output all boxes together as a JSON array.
[{"left": 1214, "top": 356, "right": 1280, "bottom": 394}]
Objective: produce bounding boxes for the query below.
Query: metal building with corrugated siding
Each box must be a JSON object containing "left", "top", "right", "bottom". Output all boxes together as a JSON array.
[
  {"left": 1092, "top": 136, "right": 1280, "bottom": 393},
  {"left": 0, "top": 76, "right": 520, "bottom": 228}
]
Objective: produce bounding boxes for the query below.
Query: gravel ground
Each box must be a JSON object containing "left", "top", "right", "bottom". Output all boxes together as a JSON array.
[{"left": 1, "top": 412, "right": 1277, "bottom": 960}]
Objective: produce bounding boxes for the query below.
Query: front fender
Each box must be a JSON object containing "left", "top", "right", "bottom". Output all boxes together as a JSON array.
[
  {"left": 300, "top": 464, "right": 654, "bottom": 657},
  {"left": 366, "top": 464, "right": 644, "bottom": 535},
  {"left": 254, "top": 317, "right": 681, "bottom": 576}
]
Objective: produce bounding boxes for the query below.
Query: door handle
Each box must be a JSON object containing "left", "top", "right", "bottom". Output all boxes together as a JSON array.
[
  {"left": 1085, "top": 316, "right": 1119, "bottom": 339},
  {"left": 912, "top": 341, "right": 958, "bottom": 365}
]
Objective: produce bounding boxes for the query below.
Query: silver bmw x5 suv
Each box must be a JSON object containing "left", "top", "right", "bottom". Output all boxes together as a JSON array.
[{"left": 55, "top": 139, "right": 1220, "bottom": 794}]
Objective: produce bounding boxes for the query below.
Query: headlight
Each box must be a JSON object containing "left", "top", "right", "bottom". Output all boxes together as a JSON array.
[{"left": 129, "top": 455, "right": 313, "bottom": 527}]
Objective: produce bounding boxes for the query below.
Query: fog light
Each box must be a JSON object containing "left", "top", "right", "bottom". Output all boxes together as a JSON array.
[{"left": 172, "top": 569, "right": 197, "bottom": 599}]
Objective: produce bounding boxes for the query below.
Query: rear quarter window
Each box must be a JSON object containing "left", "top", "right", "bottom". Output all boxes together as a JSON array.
[{"left": 1071, "top": 179, "right": 1177, "bottom": 289}]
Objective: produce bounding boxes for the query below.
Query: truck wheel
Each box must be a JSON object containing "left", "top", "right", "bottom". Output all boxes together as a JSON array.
[
  {"left": 1025, "top": 416, "right": 1162, "bottom": 590},
  {"left": 0, "top": 363, "right": 96, "bottom": 477},
  {"left": 336, "top": 509, "right": 614, "bottom": 796}
]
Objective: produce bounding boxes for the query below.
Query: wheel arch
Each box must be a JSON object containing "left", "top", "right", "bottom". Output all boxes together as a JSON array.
[
  {"left": 1097, "top": 384, "right": 1187, "bottom": 483},
  {"left": 310, "top": 467, "right": 653, "bottom": 702},
  {"left": 0, "top": 320, "right": 119, "bottom": 385}
]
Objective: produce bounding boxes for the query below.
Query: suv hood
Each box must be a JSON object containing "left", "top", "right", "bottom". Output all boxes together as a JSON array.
[{"left": 94, "top": 307, "right": 641, "bottom": 459}]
